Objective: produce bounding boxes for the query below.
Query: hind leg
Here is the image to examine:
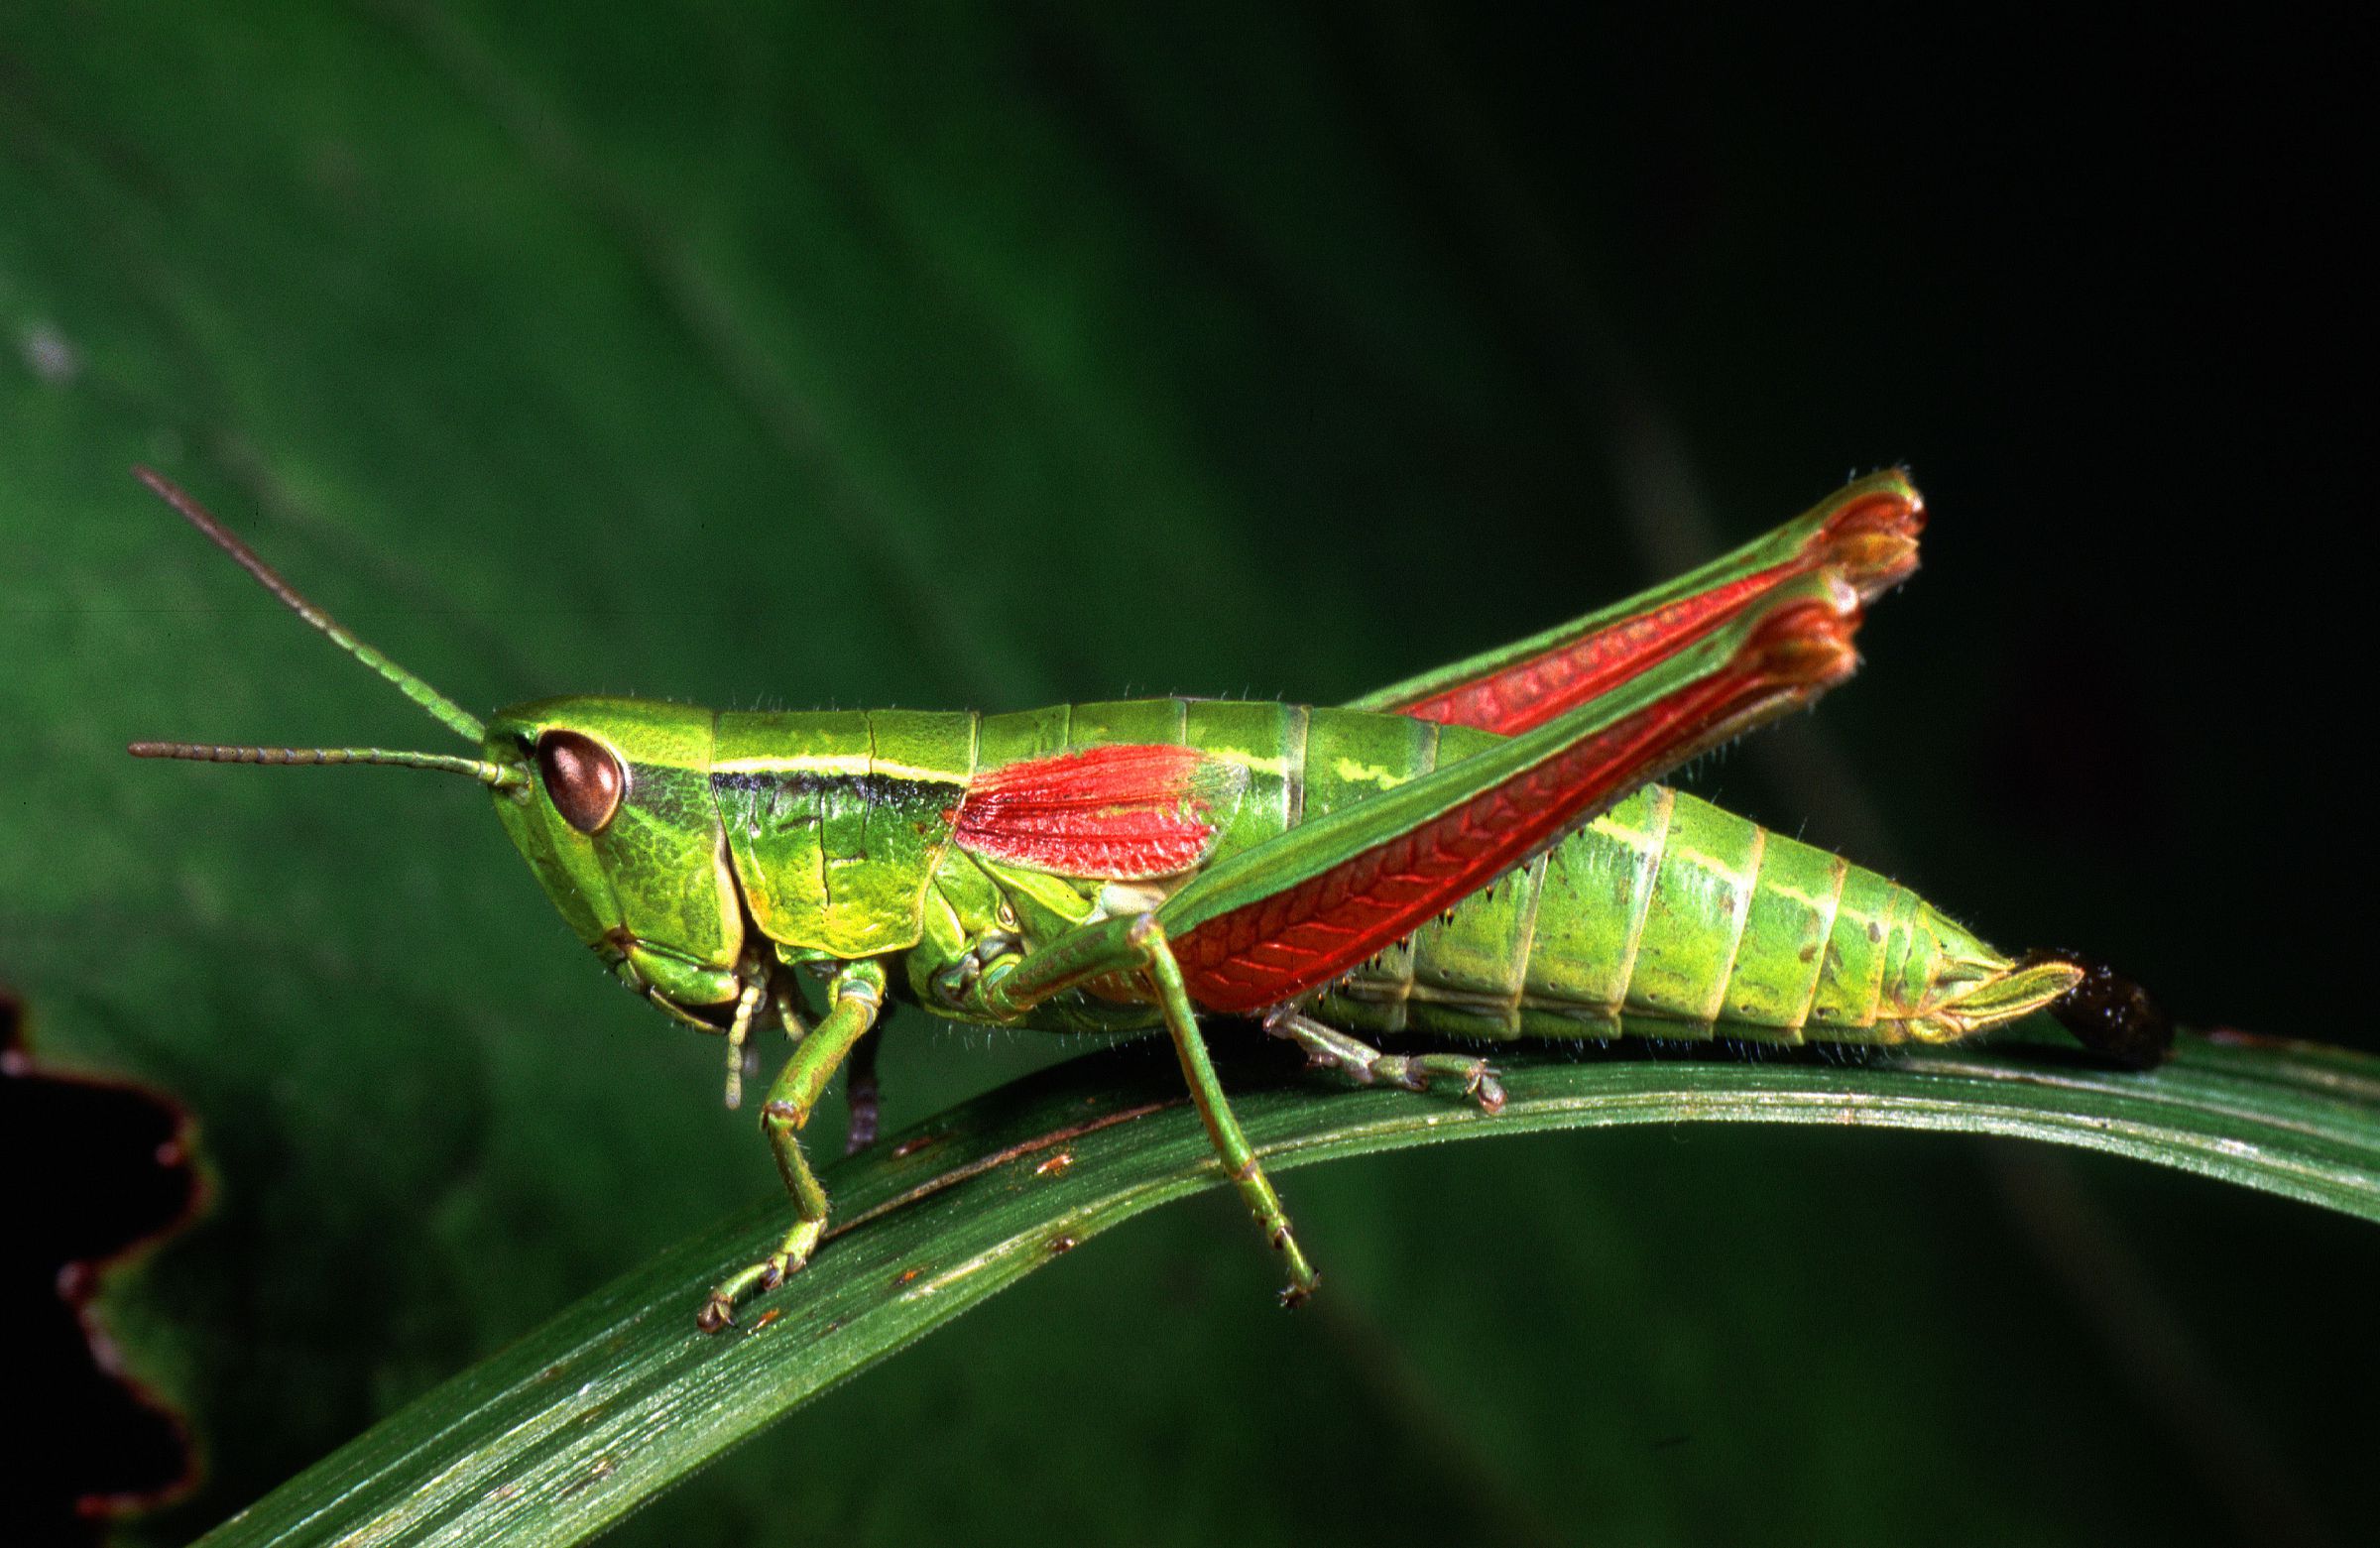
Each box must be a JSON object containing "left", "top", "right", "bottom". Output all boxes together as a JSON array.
[{"left": 1263, "top": 1009, "right": 1506, "bottom": 1114}]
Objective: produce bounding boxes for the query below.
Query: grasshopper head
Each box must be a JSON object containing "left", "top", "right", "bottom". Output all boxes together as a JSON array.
[
  {"left": 127, "top": 469, "right": 748, "bottom": 1029},
  {"left": 482, "top": 699, "right": 745, "bottom": 1025}
]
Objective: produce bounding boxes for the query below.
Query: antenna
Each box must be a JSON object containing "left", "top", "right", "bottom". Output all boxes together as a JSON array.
[
  {"left": 126, "top": 741, "right": 523, "bottom": 790},
  {"left": 131, "top": 467, "right": 486, "bottom": 744},
  {"left": 127, "top": 468, "right": 522, "bottom": 792}
]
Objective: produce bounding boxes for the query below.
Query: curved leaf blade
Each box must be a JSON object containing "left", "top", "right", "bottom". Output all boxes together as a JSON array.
[{"left": 198, "top": 1029, "right": 2380, "bottom": 1546}]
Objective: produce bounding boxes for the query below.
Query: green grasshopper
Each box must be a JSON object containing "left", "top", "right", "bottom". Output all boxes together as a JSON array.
[{"left": 129, "top": 467, "right": 2166, "bottom": 1331}]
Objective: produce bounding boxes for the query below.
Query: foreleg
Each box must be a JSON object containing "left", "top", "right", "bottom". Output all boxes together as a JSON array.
[{"left": 698, "top": 960, "right": 885, "bottom": 1332}]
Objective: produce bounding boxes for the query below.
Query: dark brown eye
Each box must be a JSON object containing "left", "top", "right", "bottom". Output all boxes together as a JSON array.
[{"left": 536, "top": 730, "right": 625, "bottom": 834}]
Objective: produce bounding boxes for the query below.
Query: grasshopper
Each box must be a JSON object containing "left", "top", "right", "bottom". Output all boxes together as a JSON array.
[{"left": 129, "top": 467, "right": 2166, "bottom": 1330}]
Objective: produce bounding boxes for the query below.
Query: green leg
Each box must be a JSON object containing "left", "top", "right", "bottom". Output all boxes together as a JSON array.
[
  {"left": 970, "top": 914, "right": 1320, "bottom": 1305},
  {"left": 1263, "top": 1009, "right": 1506, "bottom": 1115},
  {"left": 697, "top": 960, "right": 885, "bottom": 1332},
  {"left": 1347, "top": 470, "right": 1920, "bottom": 721}
]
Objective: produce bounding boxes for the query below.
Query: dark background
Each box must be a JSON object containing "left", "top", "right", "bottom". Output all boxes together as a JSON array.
[{"left": 3, "top": 5, "right": 2370, "bottom": 1545}]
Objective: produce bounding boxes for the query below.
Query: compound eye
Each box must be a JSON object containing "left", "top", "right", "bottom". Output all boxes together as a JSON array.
[{"left": 536, "top": 730, "right": 625, "bottom": 835}]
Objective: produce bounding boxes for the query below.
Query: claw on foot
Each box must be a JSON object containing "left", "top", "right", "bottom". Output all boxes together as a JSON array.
[
  {"left": 1377, "top": 1052, "right": 1505, "bottom": 1114},
  {"left": 696, "top": 1245, "right": 813, "bottom": 1334},
  {"left": 1435, "top": 1057, "right": 1506, "bottom": 1114}
]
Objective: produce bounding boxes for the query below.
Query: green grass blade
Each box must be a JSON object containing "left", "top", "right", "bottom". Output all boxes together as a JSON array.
[{"left": 197, "top": 1029, "right": 2380, "bottom": 1546}]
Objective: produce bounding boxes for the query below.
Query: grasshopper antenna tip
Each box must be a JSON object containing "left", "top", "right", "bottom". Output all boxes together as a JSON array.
[{"left": 130, "top": 465, "right": 488, "bottom": 746}]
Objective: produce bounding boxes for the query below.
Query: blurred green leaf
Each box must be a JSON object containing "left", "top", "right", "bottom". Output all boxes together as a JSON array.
[{"left": 202, "top": 1029, "right": 2380, "bottom": 1545}]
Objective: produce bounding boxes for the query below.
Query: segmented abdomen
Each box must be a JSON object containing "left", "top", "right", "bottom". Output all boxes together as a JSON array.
[{"left": 1313, "top": 782, "right": 2028, "bottom": 1045}]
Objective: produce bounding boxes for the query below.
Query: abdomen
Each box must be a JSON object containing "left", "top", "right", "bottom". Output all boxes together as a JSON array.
[{"left": 1314, "top": 783, "right": 2070, "bottom": 1044}]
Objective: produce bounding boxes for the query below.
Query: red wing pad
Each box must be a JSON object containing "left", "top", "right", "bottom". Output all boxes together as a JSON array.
[
  {"left": 1392, "top": 485, "right": 1921, "bottom": 737},
  {"left": 953, "top": 744, "right": 1250, "bottom": 880},
  {"left": 1173, "top": 589, "right": 1862, "bottom": 1012}
]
